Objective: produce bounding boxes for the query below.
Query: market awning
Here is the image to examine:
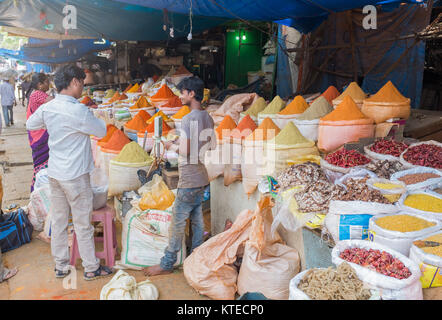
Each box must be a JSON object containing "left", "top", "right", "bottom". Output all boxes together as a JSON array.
[
  {"left": 0, "top": 38, "right": 112, "bottom": 64},
  {"left": 0, "top": 0, "right": 228, "bottom": 41},
  {"left": 112, "top": 0, "right": 427, "bottom": 33}
]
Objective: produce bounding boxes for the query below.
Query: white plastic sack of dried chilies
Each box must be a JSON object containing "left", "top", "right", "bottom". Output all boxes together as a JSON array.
[
  {"left": 409, "top": 231, "right": 442, "bottom": 288},
  {"left": 363, "top": 144, "right": 401, "bottom": 162},
  {"left": 100, "top": 270, "right": 159, "bottom": 300},
  {"left": 398, "top": 140, "right": 442, "bottom": 170},
  {"left": 398, "top": 190, "right": 442, "bottom": 222},
  {"left": 368, "top": 212, "right": 441, "bottom": 256},
  {"left": 331, "top": 240, "right": 423, "bottom": 300},
  {"left": 324, "top": 199, "right": 398, "bottom": 244},
  {"left": 390, "top": 167, "right": 442, "bottom": 192},
  {"left": 116, "top": 206, "right": 186, "bottom": 270}
]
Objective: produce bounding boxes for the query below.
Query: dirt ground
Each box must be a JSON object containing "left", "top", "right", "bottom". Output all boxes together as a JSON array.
[{"left": 0, "top": 102, "right": 440, "bottom": 300}]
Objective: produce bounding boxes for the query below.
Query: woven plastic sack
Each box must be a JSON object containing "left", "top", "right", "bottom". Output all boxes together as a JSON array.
[
  {"left": 399, "top": 140, "right": 442, "bottom": 170},
  {"left": 263, "top": 140, "right": 319, "bottom": 177},
  {"left": 332, "top": 240, "right": 422, "bottom": 300},
  {"left": 368, "top": 212, "right": 441, "bottom": 256},
  {"left": 366, "top": 178, "right": 406, "bottom": 203},
  {"left": 237, "top": 197, "right": 300, "bottom": 300},
  {"left": 409, "top": 231, "right": 442, "bottom": 288},
  {"left": 398, "top": 190, "right": 442, "bottom": 222},
  {"left": 204, "top": 144, "right": 224, "bottom": 181},
  {"left": 318, "top": 119, "right": 375, "bottom": 153},
  {"left": 138, "top": 174, "right": 175, "bottom": 211},
  {"left": 212, "top": 93, "right": 259, "bottom": 125},
  {"left": 361, "top": 100, "right": 410, "bottom": 124},
  {"left": 390, "top": 167, "right": 442, "bottom": 192},
  {"left": 241, "top": 140, "right": 267, "bottom": 196},
  {"left": 108, "top": 158, "right": 153, "bottom": 197},
  {"left": 183, "top": 208, "right": 255, "bottom": 300},
  {"left": 223, "top": 137, "right": 243, "bottom": 186},
  {"left": 292, "top": 119, "right": 320, "bottom": 142}
]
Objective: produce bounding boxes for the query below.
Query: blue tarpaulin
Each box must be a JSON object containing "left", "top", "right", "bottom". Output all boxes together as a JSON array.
[
  {"left": 0, "top": 38, "right": 111, "bottom": 64},
  {"left": 25, "top": 62, "right": 52, "bottom": 73},
  {"left": 114, "top": 0, "right": 426, "bottom": 33}
]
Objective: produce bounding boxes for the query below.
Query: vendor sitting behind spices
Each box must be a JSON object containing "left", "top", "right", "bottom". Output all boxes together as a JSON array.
[
  {"left": 144, "top": 76, "right": 215, "bottom": 276},
  {"left": 26, "top": 64, "right": 114, "bottom": 281}
]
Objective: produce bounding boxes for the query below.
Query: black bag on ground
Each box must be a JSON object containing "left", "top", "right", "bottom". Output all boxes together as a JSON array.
[{"left": 0, "top": 208, "right": 33, "bottom": 253}]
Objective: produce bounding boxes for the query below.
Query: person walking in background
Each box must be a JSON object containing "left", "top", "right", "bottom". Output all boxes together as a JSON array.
[
  {"left": 0, "top": 78, "right": 16, "bottom": 127},
  {"left": 26, "top": 64, "right": 114, "bottom": 281},
  {"left": 26, "top": 73, "right": 54, "bottom": 192}
]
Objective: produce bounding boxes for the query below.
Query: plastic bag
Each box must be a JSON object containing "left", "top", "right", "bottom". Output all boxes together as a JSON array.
[
  {"left": 409, "top": 231, "right": 442, "bottom": 288},
  {"left": 34, "top": 168, "right": 49, "bottom": 190},
  {"left": 28, "top": 186, "right": 51, "bottom": 231},
  {"left": 331, "top": 240, "right": 422, "bottom": 300},
  {"left": 183, "top": 208, "right": 255, "bottom": 300},
  {"left": 237, "top": 197, "right": 300, "bottom": 300},
  {"left": 100, "top": 270, "right": 159, "bottom": 300},
  {"left": 138, "top": 175, "right": 175, "bottom": 211},
  {"left": 368, "top": 212, "right": 441, "bottom": 256}
]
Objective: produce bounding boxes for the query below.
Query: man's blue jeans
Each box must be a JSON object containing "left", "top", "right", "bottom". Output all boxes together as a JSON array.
[
  {"left": 160, "top": 186, "right": 206, "bottom": 271},
  {"left": 2, "top": 105, "right": 13, "bottom": 126}
]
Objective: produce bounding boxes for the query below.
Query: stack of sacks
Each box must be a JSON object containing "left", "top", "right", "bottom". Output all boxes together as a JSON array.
[
  {"left": 293, "top": 96, "right": 333, "bottom": 141},
  {"left": 242, "top": 118, "right": 280, "bottom": 196},
  {"left": 222, "top": 115, "right": 258, "bottom": 186},
  {"left": 264, "top": 122, "right": 318, "bottom": 176},
  {"left": 211, "top": 93, "right": 259, "bottom": 125},
  {"left": 257, "top": 95, "right": 286, "bottom": 125},
  {"left": 318, "top": 96, "right": 375, "bottom": 152},
  {"left": 239, "top": 97, "right": 267, "bottom": 124},
  {"left": 332, "top": 82, "right": 367, "bottom": 109},
  {"left": 361, "top": 80, "right": 411, "bottom": 125},
  {"left": 269, "top": 95, "right": 309, "bottom": 129}
]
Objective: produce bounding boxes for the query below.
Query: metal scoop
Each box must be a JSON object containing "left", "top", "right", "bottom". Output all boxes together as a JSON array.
[{"left": 413, "top": 240, "right": 441, "bottom": 248}]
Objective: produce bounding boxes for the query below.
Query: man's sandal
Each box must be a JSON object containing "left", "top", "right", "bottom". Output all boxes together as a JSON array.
[
  {"left": 83, "top": 265, "right": 114, "bottom": 281},
  {"left": 55, "top": 268, "right": 71, "bottom": 278}
]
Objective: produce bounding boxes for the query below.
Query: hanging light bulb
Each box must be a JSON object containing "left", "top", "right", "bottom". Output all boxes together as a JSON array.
[
  {"left": 187, "top": 32, "right": 192, "bottom": 41},
  {"left": 73, "top": 48, "right": 77, "bottom": 55},
  {"left": 59, "top": 40, "right": 63, "bottom": 48},
  {"left": 170, "top": 27, "right": 174, "bottom": 38}
]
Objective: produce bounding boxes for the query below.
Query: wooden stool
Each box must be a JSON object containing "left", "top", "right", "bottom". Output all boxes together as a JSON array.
[{"left": 70, "top": 205, "right": 117, "bottom": 267}]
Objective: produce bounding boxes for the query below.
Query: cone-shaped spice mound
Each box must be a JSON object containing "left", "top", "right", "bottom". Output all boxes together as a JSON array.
[
  {"left": 279, "top": 95, "right": 309, "bottom": 115},
  {"left": 245, "top": 117, "right": 280, "bottom": 141},
  {"left": 364, "top": 81, "right": 409, "bottom": 103},
  {"left": 322, "top": 96, "right": 369, "bottom": 121}
]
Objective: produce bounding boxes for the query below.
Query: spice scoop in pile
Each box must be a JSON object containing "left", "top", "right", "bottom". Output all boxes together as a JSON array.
[{"left": 297, "top": 262, "right": 372, "bottom": 300}]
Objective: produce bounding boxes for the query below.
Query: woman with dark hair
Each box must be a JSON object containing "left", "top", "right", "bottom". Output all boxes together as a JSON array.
[{"left": 27, "top": 73, "right": 53, "bottom": 192}]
